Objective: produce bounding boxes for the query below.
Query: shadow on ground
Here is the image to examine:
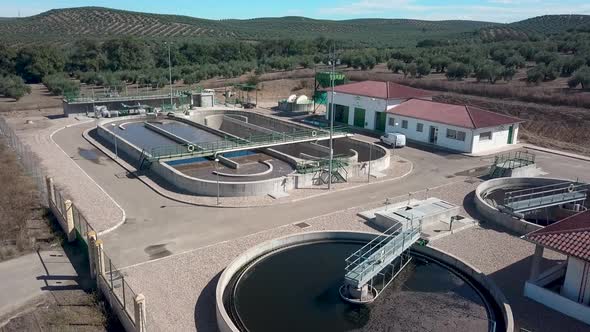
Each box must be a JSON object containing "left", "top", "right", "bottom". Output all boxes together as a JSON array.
[{"left": 195, "top": 272, "right": 222, "bottom": 332}]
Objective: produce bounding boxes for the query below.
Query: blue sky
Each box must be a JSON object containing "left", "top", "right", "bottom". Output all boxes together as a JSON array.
[{"left": 1, "top": 0, "right": 589, "bottom": 23}]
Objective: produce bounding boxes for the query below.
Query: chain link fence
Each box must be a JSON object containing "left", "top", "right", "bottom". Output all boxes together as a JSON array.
[
  {"left": 0, "top": 115, "right": 142, "bottom": 329},
  {"left": 0, "top": 116, "right": 48, "bottom": 206}
]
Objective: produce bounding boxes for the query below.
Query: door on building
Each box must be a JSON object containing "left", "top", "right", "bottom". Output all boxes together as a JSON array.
[
  {"left": 353, "top": 108, "right": 366, "bottom": 128},
  {"left": 507, "top": 125, "right": 514, "bottom": 144},
  {"left": 334, "top": 105, "right": 349, "bottom": 124},
  {"left": 374, "top": 112, "right": 386, "bottom": 132},
  {"left": 429, "top": 126, "right": 439, "bottom": 144}
]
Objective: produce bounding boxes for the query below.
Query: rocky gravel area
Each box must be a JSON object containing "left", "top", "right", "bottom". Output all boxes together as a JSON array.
[
  {"left": 6, "top": 116, "right": 124, "bottom": 234},
  {"left": 122, "top": 177, "right": 588, "bottom": 331},
  {"left": 432, "top": 225, "right": 590, "bottom": 332},
  {"left": 120, "top": 180, "right": 481, "bottom": 331}
]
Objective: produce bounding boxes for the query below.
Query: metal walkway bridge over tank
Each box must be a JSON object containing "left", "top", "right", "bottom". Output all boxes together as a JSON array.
[
  {"left": 344, "top": 218, "right": 421, "bottom": 290},
  {"left": 142, "top": 126, "right": 353, "bottom": 162},
  {"left": 501, "top": 181, "right": 588, "bottom": 214}
]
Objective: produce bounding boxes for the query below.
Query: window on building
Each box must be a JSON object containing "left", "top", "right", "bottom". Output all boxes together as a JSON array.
[
  {"left": 388, "top": 118, "right": 396, "bottom": 126},
  {"left": 446, "top": 129, "right": 466, "bottom": 141},
  {"left": 480, "top": 131, "right": 492, "bottom": 141},
  {"left": 402, "top": 120, "right": 408, "bottom": 129},
  {"left": 416, "top": 123, "right": 424, "bottom": 132},
  {"left": 457, "top": 131, "right": 466, "bottom": 141}
]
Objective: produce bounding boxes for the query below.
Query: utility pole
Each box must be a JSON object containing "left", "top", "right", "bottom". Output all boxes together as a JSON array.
[
  {"left": 328, "top": 44, "right": 336, "bottom": 190},
  {"left": 165, "top": 42, "right": 173, "bottom": 109}
]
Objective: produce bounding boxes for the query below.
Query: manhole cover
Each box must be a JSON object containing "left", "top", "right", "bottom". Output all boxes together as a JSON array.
[
  {"left": 294, "top": 222, "right": 311, "bottom": 229},
  {"left": 397, "top": 160, "right": 408, "bottom": 164}
]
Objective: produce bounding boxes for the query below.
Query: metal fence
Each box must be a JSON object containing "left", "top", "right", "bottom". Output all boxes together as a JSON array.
[
  {"left": 0, "top": 116, "right": 48, "bottom": 206},
  {"left": 0, "top": 115, "right": 140, "bottom": 328},
  {"left": 102, "top": 250, "right": 137, "bottom": 324}
]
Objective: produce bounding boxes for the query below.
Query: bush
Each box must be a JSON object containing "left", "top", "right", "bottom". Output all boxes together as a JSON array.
[
  {"left": 42, "top": 74, "right": 80, "bottom": 96},
  {"left": 446, "top": 62, "right": 472, "bottom": 81},
  {"left": 526, "top": 66, "right": 545, "bottom": 84},
  {"left": 568, "top": 66, "right": 590, "bottom": 89},
  {"left": 416, "top": 61, "right": 431, "bottom": 78},
  {"left": 387, "top": 59, "right": 406, "bottom": 73},
  {"left": 0, "top": 74, "right": 31, "bottom": 100},
  {"left": 475, "top": 63, "right": 503, "bottom": 84}
]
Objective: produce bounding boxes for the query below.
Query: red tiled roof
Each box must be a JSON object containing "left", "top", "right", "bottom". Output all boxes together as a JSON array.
[
  {"left": 328, "top": 81, "right": 435, "bottom": 100},
  {"left": 524, "top": 210, "right": 590, "bottom": 261},
  {"left": 387, "top": 99, "right": 523, "bottom": 129}
]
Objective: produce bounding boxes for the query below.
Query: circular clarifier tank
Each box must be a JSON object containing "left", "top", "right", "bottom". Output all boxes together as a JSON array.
[{"left": 216, "top": 232, "right": 512, "bottom": 332}]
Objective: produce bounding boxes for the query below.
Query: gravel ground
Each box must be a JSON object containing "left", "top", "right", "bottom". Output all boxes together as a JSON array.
[
  {"left": 119, "top": 180, "right": 480, "bottom": 332},
  {"left": 122, "top": 178, "right": 588, "bottom": 332},
  {"left": 6, "top": 116, "right": 124, "bottom": 234},
  {"left": 432, "top": 225, "right": 590, "bottom": 332}
]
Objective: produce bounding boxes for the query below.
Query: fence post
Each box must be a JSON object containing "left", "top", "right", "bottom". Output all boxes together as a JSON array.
[
  {"left": 46, "top": 177, "right": 55, "bottom": 206},
  {"left": 96, "top": 239, "right": 105, "bottom": 277},
  {"left": 134, "top": 294, "right": 147, "bottom": 332},
  {"left": 87, "top": 231, "right": 97, "bottom": 279},
  {"left": 64, "top": 200, "right": 76, "bottom": 242}
]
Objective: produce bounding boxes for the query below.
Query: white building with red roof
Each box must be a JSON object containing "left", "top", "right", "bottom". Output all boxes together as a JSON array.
[
  {"left": 326, "top": 80, "right": 523, "bottom": 154},
  {"left": 325, "top": 80, "right": 436, "bottom": 132},
  {"left": 386, "top": 99, "right": 523, "bottom": 154},
  {"left": 523, "top": 210, "right": 590, "bottom": 325}
]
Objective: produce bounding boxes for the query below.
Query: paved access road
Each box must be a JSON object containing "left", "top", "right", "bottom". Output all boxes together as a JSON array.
[
  {"left": 0, "top": 248, "right": 87, "bottom": 318},
  {"left": 52, "top": 123, "right": 590, "bottom": 268}
]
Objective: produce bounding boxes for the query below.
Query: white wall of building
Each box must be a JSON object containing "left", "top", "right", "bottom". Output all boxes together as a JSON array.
[
  {"left": 326, "top": 92, "right": 385, "bottom": 129},
  {"left": 326, "top": 92, "right": 409, "bottom": 130},
  {"left": 385, "top": 114, "right": 520, "bottom": 154},
  {"left": 471, "top": 123, "right": 519, "bottom": 154},
  {"left": 562, "top": 257, "right": 590, "bottom": 305},
  {"left": 385, "top": 114, "right": 473, "bottom": 152}
]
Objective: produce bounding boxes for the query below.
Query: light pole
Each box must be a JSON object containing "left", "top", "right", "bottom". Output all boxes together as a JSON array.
[
  {"left": 214, "top": 158, "right": 220, "bottom": 205},
  {"left": 111, "top": 124, "right": 118, "bottom": 159},
  {"left": 165, "top": 42, "right": 173, "bottom": 110},
  {"left": 392, "top": 123, "right": 399, "bottom": 161},
  {"left": 368, "top": 143, "right": 372, "bottom": 183},
  {"left": 328, "top": 44, "right": 337, "bottom": 190}
]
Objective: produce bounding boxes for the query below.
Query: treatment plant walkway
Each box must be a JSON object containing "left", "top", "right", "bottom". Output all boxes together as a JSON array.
[{"left": 52, "top": 121, "right": 590, "bottom": 268}]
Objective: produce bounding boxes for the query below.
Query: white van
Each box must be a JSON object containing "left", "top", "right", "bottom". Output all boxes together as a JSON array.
[{"left": 380, "top": 133, "right": 406, "bottom": 148}]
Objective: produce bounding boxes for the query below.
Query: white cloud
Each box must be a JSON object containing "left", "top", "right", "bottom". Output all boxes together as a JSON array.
[
  {"left": 319, "top": 0, "right": 411, "bottom": 15},
  {"left": 318, "top": 0, "right": 590, "bottom": 22}
]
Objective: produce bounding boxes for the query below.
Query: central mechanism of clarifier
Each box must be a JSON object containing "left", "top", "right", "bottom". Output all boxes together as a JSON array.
[{"left": 340, "top": 218, "right": 421, "bottom": 304}]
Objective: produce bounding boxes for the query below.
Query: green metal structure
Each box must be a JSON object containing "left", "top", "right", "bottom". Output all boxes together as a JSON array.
[
  {"left": 296, "top": 156, "right": 350, "bottom": 184},
  {"left": 488, "top": 151, "right": 536, "bottom": 178},
  {"left": 313, "top": 71, "right": 347, "bottom": 113}
]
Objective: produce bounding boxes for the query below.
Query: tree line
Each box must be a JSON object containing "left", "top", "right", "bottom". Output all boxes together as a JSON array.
[{"left": 1, "top": 29, "right": 590, "bottom": 100}]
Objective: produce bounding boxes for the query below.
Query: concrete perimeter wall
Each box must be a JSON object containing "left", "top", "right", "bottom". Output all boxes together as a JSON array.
[
  {"left": 474, "top": 177, "right": 587, "bottom": 235},
  {"left": 215, "top": 231, "right": 513, "bottom": 332}
]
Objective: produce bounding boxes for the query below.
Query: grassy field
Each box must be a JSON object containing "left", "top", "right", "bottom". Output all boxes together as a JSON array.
[{"left": 0, "top": 6, "right": 495, "bottom": 46}]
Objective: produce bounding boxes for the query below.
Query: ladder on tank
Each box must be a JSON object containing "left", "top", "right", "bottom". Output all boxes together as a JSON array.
[{"left": 138, "top": 149, "right": 153, "bottom": 171}]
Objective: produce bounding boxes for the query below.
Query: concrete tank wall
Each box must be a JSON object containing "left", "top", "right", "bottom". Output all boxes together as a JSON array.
[
  {"left": 96, "top": 117, "right": 296, "bottom": 197},
  {"left": 474, "top": 177, "right": 588, "bottom": 235},
  {"left": 215, "top": 231, "right": 514, "bottom": 332}
]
